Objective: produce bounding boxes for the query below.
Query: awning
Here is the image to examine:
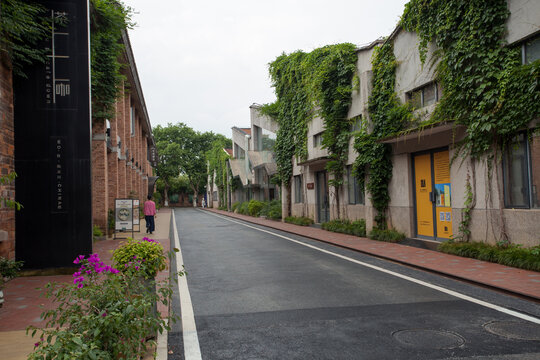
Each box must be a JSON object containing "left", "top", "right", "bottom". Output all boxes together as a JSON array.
[
  {"left": 297, "top": 156, "right": 329, "bottom": 166},
  {"left": 247, "top": 150, "right": 274, "bottom": 169},
  {"left": 380, "top": 123, "right": 466, "bottom": 154},
  {"left": 229, "top": 159, "right": 249, "bottom": 186}
]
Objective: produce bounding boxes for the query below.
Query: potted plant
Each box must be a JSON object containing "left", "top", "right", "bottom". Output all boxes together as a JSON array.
[{"left": 0, "top": 257, "right": 23, "bottom": 308}]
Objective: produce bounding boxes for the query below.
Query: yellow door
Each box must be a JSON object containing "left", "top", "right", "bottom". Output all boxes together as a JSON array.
[
  {"left": 414, "top": 154, "right": 434, "bottom": 237},
  {"left": 434, "top": 150, "right": 452, "bottom": 239}
]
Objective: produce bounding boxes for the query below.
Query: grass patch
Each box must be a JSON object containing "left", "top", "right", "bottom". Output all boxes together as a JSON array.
[
  {"left": 439, "top": 241, "right": 540, "bottom": 272},
  {"left": 368, "top": 228, "right": 405, "bottom": 243},
  {"left": 285, "top": 216, "right": 314, "bottom": 226},
  {"left": 322, "top": 219, "right": 366, "bottom": 237}
]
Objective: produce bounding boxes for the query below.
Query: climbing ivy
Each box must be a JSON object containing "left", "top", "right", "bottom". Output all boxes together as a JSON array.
[
  {"left": 90, "top": 0, "right": 133, "bottom": 119},
  {"left": 401, "top": 0, "right": 540, "bottom": 241},
  {"left": 206, "top": 139, "right": 232, "bottom": 207},
  {"left": 353, "top": 42, "right": 412, "bottom": 229},
  {"left": 0, "top": 0, "right": 49, "bottom": 77},
  {"left": 263, "top": 44, "right": 358, "bottom": 216}
]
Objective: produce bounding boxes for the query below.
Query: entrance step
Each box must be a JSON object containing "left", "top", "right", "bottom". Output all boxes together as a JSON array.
[{"left": 400, "top": 237, "right": 441, "bottom": 251}]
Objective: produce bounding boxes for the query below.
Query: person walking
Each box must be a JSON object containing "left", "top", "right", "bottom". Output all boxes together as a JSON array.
[{"left": 144, "top": 194, "right": 157, "bottom": 234}]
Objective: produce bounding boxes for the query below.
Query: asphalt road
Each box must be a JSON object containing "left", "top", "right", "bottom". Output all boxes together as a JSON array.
[{"left": 168, "top": 208, "right": 540, "bottom": 360}]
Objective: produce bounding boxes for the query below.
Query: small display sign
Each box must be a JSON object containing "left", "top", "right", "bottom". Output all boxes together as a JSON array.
[
  {"left": 115, "top": 199, "right": 133, "bottom": 231},
  {"left": 307, "top": 182, "right": 314, "bottom": 190}
]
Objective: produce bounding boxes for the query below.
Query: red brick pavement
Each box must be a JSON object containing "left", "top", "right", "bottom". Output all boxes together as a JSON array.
[{"left": 206, "top": 208, "right": 540, "bottom": 300}]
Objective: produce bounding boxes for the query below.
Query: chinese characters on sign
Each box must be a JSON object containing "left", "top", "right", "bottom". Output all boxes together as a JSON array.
[
  {"left": 45, "top": 10, "right": 72, "bottom": 106},
  {"left": 52, "top": 137, "right": 67, "bottom": 212}
]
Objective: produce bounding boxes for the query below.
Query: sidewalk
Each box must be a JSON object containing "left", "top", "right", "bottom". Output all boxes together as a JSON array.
[
  {"left": 0, "top": 208, "right": 172, "bottom": 360},
  {"left": 206, "top": 208, "right": 540, "bottom": 300}
]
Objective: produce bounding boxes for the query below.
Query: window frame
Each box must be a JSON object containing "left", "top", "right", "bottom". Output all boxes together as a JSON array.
[
  {"left": 407, "top": 82, "right": 440, "bottom": 109},
  {"left": 294, "top": 175, "right": 303, "bottom": 203},
  {"left": 502, "top": 132, "right": 538, "bottom": 209},
  {"left": 522, "top": 34, "right": 540, "bottom": 65},
  {"left": 347, "top": 165, "right": 364, "bottom": 205},
  {"left": 313, "top": 132, "right": 323, "bottom": 148}
]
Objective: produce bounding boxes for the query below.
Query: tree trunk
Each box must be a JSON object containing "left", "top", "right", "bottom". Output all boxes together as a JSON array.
[
  {"left": 164, "top": 184, "right": 169, "bottom": 207},
  {"left": 335, "top": 185, "right": 341, "bottom": 219}
]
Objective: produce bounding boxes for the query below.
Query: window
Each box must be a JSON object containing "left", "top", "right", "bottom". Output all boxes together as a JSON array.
[
  {"left": 350, "top": 116, "right": 363, "bottom": 132},
  {"left": 234, "top": 144, "right": 245, "bottom": 159},
  {"left": 347, "top": 166, "right": 364, "bottom": 205},
  {"left": 407, "top": 82, "right": 440, "bottom": 108},
  {"left": 213, "top": 191, "right": 218, "bottom": 201},
  {"left": 313, "top": 132, "right": 323, "bottom": 148},
  {"left": 294, "top": 175, "right": 303, "bottom": 203},
  {"left": 522, "top": 35, "right": 540, "bottom": 64},
  {"left": 503, "top": 133, "right": 540, "bottom": 209},
  {"left": 130, "top": 106, "right": 135, "bottom": 136}
]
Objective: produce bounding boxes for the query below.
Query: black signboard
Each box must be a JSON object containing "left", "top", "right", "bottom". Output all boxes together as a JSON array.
[{"left": 14, "top": 0, "right": 92, "bottom": 268}]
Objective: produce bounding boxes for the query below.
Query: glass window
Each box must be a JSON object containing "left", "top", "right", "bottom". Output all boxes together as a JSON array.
[
  {"left": 408, "top": 82, "right": 439, "bottom": 108},
  {"left": 130, "top": 107, "right": 135, "bottom": 136},
  {"left": 294, "top": 175, "right": 303, "bottom": 203},
  {"left": 350, "top": 116, "right": 363, "bottom": 132},
  {"left": 423, "top": 83, "right": 437, "bottom": 106},
  {"left": 347, "top": 166, "right": 364, "bottom": 205},
  {"left": 314, "top": 133, "right": 323, "bottom": 148},
  {"left": 503, "top": 133, "right": 540, "bottom": 208},
  {"left": 524, "top": 36, "right": 540, "bottom": 64}
]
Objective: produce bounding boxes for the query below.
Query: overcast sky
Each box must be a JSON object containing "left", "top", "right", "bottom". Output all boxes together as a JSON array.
[{"left": 123, "top": 0, "right": 409, "bottom": 138}]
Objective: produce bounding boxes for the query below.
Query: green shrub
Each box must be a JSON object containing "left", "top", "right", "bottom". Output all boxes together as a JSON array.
[
  {"left": 368, "top": 228, "right": 405, "bottom": 242},
  {"left": 169, "top": 194, "right": 179, "bottom": 203},
  {"left": 247, "top": 200, "right": 265, "bottom": 217},
  {"left": 238, "top": 201, "right": 250, "bottom": 215},
  {"left": 112, "top": 237, "right": 167, "bottom": 279},
  {"left": 285, "top": 216, "right": 314, "bottom": 226},
  {"left": 260, "top": 200, "right": 282, "bottom": 220},
  {"left": 92, "top": 225, "right": 103, "bottom": 238},
  {"left": 218, "top": 205, "right": 227, "bottom": 211},
  {"left": 107, "top": 209, "right": 115, "bottom": 230},
  {"left": 231, "top": 202, "right": 240, "bottom": 212},
  {"left": 322, "top": 219, "right": 366, "bottom": 237},
  {"left": 153, "top": 191, "right": 162, "bottom": 208},
  {"left": 0, "top": 257, "right": 23, "bottom": 290},
  {"left": 27, "top": 253, "right": 178, "bottom": 360},
  {"left": 439, "top": 241, "right": 540, "bottom": 272}
]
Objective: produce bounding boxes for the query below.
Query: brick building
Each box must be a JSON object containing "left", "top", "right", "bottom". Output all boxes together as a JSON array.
[
  {"left": 0, "top": 28, "right": 156, "bottom": 260},
  {"left": 91, "top": 31, "right": 157, "bottom": 233},
  {"left": 0, "top": 55, "right": 16, "bottom": 259}
]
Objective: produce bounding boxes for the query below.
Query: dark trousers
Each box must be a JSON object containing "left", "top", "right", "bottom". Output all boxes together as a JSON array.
[{"left": 145, "top": 215, "right": 155, "bottom": 233}]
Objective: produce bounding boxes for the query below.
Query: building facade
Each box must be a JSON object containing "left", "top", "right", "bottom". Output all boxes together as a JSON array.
[
  {"left": 91, "top": 31, "right": 156, "bottom": 233},
  {"left": 287, "top": 0, "right": 539, "bottom": 246}
]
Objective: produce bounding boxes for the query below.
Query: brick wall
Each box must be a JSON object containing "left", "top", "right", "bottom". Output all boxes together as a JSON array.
[{"left": 0, "top": 58, "right": 15, "bottom": 259}]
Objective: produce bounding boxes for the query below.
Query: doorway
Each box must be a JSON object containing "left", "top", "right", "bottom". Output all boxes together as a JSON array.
[
  {"left": 413, "top": 149, "right": 452, "bottom": 240},
  {"left": 316, "top": 171, "right": 329, "bottom": 223}
]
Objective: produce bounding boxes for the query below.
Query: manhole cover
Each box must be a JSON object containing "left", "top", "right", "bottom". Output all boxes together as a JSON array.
[
  {"left": 392, "top": 329, "right": 465, "bottom": 349},
  {"left": 483, "top": 320, "right": 540, "bottom": 341}
]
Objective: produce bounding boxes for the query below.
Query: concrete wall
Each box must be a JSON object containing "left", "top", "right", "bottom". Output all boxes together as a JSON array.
[{"left": 506, "top": 0, "right": 540, "bottom": 44}]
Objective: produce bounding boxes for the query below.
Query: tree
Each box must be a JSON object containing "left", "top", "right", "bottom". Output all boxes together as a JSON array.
[{"left": 153, "top": 123, "right": 227, "bottom": 207}]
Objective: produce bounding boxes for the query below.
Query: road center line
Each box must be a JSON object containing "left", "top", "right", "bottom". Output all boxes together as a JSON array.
[
  {"left": 203, "top": 210, "right": 540, "bottom": 325},
  {"left": 172, "top": 209, "right": 203, "bottom": 360}
]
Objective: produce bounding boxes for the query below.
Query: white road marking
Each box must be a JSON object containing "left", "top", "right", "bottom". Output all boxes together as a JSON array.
[
  {"left": 172, "top": 209, "right": 203, "bottom": 360},
  {"left": 203, "top": 210, "right": 540, "bottom": 325}
]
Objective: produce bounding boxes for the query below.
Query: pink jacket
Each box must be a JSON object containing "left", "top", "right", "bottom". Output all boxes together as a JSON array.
[{"left": 144, "top": 200, "right": 156, "bottom": 216}]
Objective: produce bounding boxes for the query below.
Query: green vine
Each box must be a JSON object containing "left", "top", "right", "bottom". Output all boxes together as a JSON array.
[
  {"left": 353, "top": 42, "right": 412, "bottom": 229},
  {"left": 0, "top": 0, "right": 49, "bottom": 77},
  {"left": 90, "top": 0, "right": 133, "bottom": 119},
  {"left": 206, "top": 139, "right": 232, "bottom": 207},
  {"left": 401, "top": 0, "right": 540, "bottom": 240},
  {"left": 263, "top": 44, "right": 358, "bottom": 216}
]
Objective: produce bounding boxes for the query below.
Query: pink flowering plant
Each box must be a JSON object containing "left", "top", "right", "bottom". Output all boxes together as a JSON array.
[
  {"left": 112, "top": 237, "right": 168, "bottom": 279},
  {"left": 27, "top": 252, "right": 179, "bottom": 359}
]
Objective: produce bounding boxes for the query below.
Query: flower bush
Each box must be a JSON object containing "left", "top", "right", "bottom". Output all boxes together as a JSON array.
[
  {"left": 28, "top": 253, "right": 178, "bottom": 359},
  {"left": 112, "top": 237, "right": 167, "bottom": 279}
]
